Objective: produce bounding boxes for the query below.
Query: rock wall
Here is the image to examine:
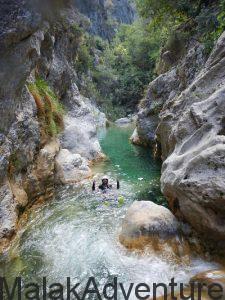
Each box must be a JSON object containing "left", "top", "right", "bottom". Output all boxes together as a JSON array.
[
  {"left": 0, "top": 0, "right": 105, "bottom": 246},
  {"left": 132, "top": 33, "right": 225, "bottom": 250},
  {"left": 131, "top": 40, "right": 206, "bottom": 147},
  {"left": 73, "top": 0, "right": 136, "bottom": 40},
  {"left": 158, "top": 32, "right": 225, "bottom": 249}
]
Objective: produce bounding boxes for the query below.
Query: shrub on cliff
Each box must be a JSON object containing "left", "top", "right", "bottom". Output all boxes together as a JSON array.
[
  {"left": 136, "top": 0, "right": 225, "bottom": 56},
  {"left": 28, "top": 78, "right": 64, "bottom": 143}
]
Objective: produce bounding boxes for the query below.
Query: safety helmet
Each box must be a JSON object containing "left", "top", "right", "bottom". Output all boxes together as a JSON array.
[{"left": 102, "top": 175, "right": 109, "bottom": 181}]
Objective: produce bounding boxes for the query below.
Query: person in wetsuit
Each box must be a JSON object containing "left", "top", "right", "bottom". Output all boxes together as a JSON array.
[{"left": 92, "top": 176, "right": 120, "bottom": 192}]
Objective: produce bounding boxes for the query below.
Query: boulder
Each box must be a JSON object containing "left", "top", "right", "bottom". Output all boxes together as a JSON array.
[
  {"left": 130, "top": 128, "right": 142, "bottom": 146},
  {"left": 55, "top": 149, "right": 92, "bottom": 184},
  {"left": 60, "top": 113, "right": 104, "bottom": 162},
  {"left": 190, "top": 269, "right": 225, "bottom": 287},
  {"left": 97, "top": 112, "right": 107, "bottom": 128},
  {"left": 119, "top": 201, "right": 188, "bottom": 257},
  {"left": 190, "top": 269, "right": 225, "bottom": 299}
]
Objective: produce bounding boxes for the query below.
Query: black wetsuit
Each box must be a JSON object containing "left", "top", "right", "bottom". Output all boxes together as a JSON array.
[{"left": 98, "top": 184, "right": 112, "bottom": 191}]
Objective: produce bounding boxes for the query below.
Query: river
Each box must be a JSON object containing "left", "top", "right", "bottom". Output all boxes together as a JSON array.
[{"left": 0, "top": 125, "right": 218, "bottom": 299}]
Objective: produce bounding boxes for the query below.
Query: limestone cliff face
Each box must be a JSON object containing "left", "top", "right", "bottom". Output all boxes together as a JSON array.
[
  {"left": 131, "top": 40, "right": 206, "bottom": 147},
  {"left": 0, "top": 0, "right": 104, "bottom": 245},
  {"left": 132, "top": 33, "right": 225, "bottom": 249},
  {"left": 73, "top": 0, "right": 136, "bottom": 40},
  {"left": 158, "top": 33, "right": 225, "bottom": 248}
]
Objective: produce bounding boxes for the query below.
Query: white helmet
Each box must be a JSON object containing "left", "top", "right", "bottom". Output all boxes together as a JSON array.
[{"left": 102, "top": 175, "right": 109, "bottom": 180}]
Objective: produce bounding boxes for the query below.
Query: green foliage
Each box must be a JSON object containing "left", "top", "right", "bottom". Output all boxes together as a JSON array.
[
  {"left": 199, "top": 0, "right": 225, "bottom": 54},
  {"left": 28, "top": 78, "right": 64, "bottom": 139},
  {"left": 71, "top": 23, "right": 83, "bottom": 41},
  {"left": 76, "top": 43, "right": 93, "bottom": 74},
  {"left": 94, "top": 20, "right": 163, "bottom": 112},
  {"left": 136, "top": 0, "right": 211, "bottom": 20},
  {"left": 136, "top": 0, "right": 224, "bottom": 56},
  {"left": 9, "top": 153, "right": 22, "bottom": 171},
  {"left": 73, "top": 15, "right": 168, "bottom": 118},
  {"left": 217, "top": 0, "right": 225, "bottom": 35}
]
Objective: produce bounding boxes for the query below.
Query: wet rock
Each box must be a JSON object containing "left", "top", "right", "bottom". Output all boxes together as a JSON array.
[
  {"left": 190, "top": 269, "right": 225, "bottom": 299},
  {"left": 190, "top": 269, "right": 225, "bottom": 286},
  {"left": 119, "top": 201, "right": 188, "bottom": 257},
  {"left": 10, "top": 183, "right": 28, "bottom": 208},
  {"left": 130, "top": 128, "right": 142, "bottom": 146},
  {"left": 56, "top": 149, "right": 92, "bottom": 184},
  {"left": 131, "top": 29, "right": 225, "bottom": 250},
  {"left": 97, "top": 111, "right": 107, "bottom": 128}
]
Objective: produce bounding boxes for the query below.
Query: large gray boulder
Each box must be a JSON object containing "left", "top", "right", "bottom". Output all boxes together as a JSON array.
[
  {"left": 56, "top": 98, "right": 106, "bottom": 183},
  {"left": 56, "top": 149, "right": 92, "bottom": 184},
  {"left": 157, "top": 32, "right": 225, "bottom": 249},
  {"left": 119, "top": 201, "right": 189, "bottom": 257},
  {"left": 60, "top": 108, "right": 104, "bottom": 162}
]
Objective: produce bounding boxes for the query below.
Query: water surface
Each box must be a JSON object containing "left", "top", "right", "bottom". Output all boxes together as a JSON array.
[{"left": 94, "top": 125, "right": 164, "bottom": 203}]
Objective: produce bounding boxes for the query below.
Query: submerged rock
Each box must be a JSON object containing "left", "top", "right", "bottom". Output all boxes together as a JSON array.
[{"left": 119, "top": 201, "right": 189, "bottom": 257}]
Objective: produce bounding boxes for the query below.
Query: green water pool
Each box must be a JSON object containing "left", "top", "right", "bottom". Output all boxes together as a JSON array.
[{"left": 93, "top": 125, "right": 164, "bottom": 204}]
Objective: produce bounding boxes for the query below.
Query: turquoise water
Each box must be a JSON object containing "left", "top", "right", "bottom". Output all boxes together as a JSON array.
[
  {"left": 94, "top": 125, "right": 164, "bottom": 204},
  {"left": 0, "top": 125, "right": 218, "bottom": 299}
]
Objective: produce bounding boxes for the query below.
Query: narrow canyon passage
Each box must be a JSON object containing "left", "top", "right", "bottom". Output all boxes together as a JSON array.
[{"left": 0, "top": 125, "right": 219, "bottom": 298}]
